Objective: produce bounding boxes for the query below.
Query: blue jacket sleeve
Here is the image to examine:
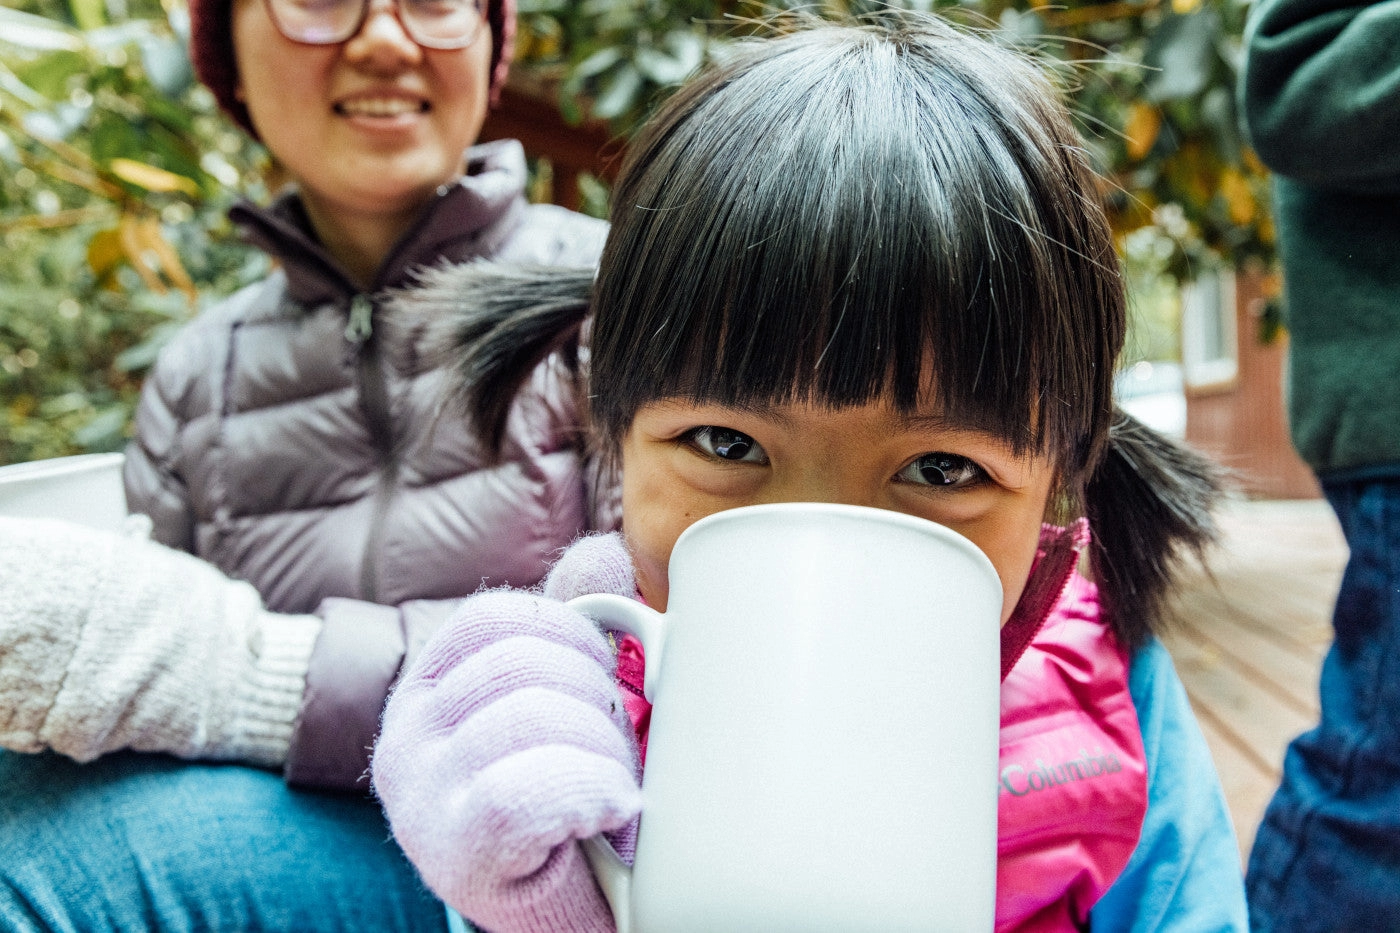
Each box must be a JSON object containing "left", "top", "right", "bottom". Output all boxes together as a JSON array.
[{"left": 1089, "top": 639, "right": 1248, "bottom": 932}]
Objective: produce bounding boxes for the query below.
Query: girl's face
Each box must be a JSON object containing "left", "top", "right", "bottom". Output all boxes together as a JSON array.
[
  {"left": 620, "top": 397, "right": 1059, "bottom": 624},
  {"left": 231, "top": 0, "right": 491, "bottom": 222}
]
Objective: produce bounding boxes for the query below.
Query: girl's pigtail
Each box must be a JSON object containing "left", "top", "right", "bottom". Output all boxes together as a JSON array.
[
  {"left": 393, "top": 261, "right": 596, "bottom": 455},
  {"left": 1084, "top": 410, "right": 1231, "bottom": 650}
]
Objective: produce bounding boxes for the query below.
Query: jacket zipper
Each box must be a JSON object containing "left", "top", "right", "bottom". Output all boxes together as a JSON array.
[{"left": 346, "top": 293, "right": 398, "bottom": 603}]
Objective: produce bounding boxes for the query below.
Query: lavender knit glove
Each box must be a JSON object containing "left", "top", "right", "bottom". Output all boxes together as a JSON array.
[{"left": 373, "top": 533, "right": 641, "bottom": 933}]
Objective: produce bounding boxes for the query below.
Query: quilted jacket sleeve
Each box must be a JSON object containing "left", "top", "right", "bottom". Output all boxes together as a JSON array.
[
  {"left": 123, "top": 281, "right": 268, "bottom": 553},
  {"left": 285, "top": 596, "right": 461, "bottom": 789},
  {"left": 123, "top": 335, "right": 200, "bottom": 554}
]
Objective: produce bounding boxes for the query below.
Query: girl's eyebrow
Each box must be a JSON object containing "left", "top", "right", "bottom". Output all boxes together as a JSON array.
[
  {"left": 897, "top": 412, "right": 1020, "bottom": 450},
  {"left": 690, "top": 400, "right": 798, "bottom": 427}
]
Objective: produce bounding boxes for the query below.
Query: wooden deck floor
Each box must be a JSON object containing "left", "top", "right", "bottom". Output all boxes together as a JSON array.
[{"left": 1159, "top": 497, "right": 1347, "bottom": 864}]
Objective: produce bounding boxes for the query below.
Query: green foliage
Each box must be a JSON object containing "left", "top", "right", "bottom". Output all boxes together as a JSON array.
[
  {"left": 1014, "top": 0, "right": 1272, "bottom": 277},
  {"left": 513, "top": 0, "right": 1272, "bottom": 278},
  {"left": 2, "top": 0, "right": 1271, "bottom": 463},
  {"left": 0, "top": 0, "right": 270, "bottom": 463},
  {"left": 514, "top": 0, "right": 722, "bottom": 126},
  {"left": 509, "top": 0, "right": 1272, "bottom": 369}
]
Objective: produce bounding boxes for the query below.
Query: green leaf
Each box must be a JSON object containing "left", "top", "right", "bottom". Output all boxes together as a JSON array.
[
  {"left": 67, "top": 0, "right": 108, "bottom": 32},
  {"left": 139, "top": 34, "right": 193, "bottom": 96},
  {"left": 1257, "top": 297, "right": 1285, "bottom": 345},
  {"left": 573, "top": 45, "right": 624, "bottom": 80},
  {"left": 0, "top": 62, "right": 52, "bottom": 108},
  {"left": 11, "top": 49, "right": 89, "bottom": 100},
  {"left": 40, "top": 392, "right": 94, "bottom": 418},
  {"left": 85, "top": 21, "right": 163, "bottom": 52},
  {"left": 1144, "top": 10, "right": 1221, "bottom": 102},
  {"left": 634, "top": 46, "right": 691, "bottom": 85},
  {"left": 633, "top": 29, "right": 704, "bottom": 85},
  {"left": 557, "top": 91, "right": 585, "bottom": 125},
  {"left": 0, "top": 9, "right": 84, "bottom": 53},
  {"left": 140, "top": 127, "right": 210, "bottom": 189},
  {"left": 580, "top": 0, "right": 622, "bottom": 18},
  {"left": 592, "top": 61, "right": 643, "bottom": 121},
  {"left": 134, "top": 85, "right": 201, "bottom": 136},
  {"left": 665, "top": 29, "right": 704, "bottom": 70},
  {"left": 90, "top": 114, "right": 147, "bottom": 164},
  {"left": 561, "top": 43, "right": 622, "bottom": 106},
  {"left": 997, "top": 7, "right": 1046, "bottom": 45},
  {"left": 109, "top": 158, "right": 200, "bottom": 196},
  {"left": 114, "top": 320, "right": 183, "bottom": 372},
  {"left": 1199, "top": 85, "right": 1242, "bottom": 162},
  {"left": 72, "top": 405, "right": 128, "bottom": 450}
]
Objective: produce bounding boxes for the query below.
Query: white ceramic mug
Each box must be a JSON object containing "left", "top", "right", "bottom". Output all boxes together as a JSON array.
[
  {"left": 0, "top": 453, "right": 128, "bottom": 532},
  {"left": 570, "top": 502, "right": 1003, "bottom": 933}
]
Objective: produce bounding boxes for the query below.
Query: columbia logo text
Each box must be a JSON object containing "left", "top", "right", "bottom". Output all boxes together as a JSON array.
[{"left": 1000, "top": 748, "right": 1122, "bottom": 797}]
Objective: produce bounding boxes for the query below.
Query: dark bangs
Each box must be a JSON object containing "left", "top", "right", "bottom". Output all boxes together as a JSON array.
[{"left": 589, "top": 17, "right": 1126, "bottom": 477}]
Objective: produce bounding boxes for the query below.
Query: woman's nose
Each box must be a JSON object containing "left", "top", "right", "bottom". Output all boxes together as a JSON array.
[{"left": 343, "top": 0, "right": 423, "bottom": 68}]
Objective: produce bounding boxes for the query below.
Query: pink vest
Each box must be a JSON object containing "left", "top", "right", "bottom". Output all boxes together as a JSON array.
[
  {"left": 996, "top": 527, "right": 1147, "bottom": 930},
  {"left": 614, "top": 522, "right": 1147, "bottom": 930}
]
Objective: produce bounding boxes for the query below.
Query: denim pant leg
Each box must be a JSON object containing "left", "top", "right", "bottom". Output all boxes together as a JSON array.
[
  {"left": 1246, "top": 479, "right": 1400, "bottom": 931},
  {"left": 0, "top": 750, "right": 451, "bottom": 933}
]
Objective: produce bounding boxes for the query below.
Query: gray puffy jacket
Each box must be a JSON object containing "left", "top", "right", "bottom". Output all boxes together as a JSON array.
[{"left": 124, "top": 140, "right": 612, "bottom": 789}]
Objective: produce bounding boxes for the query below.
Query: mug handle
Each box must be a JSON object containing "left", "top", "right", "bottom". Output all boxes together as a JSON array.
[
  {"left": 568, "top": 593, "right": 667, "bottom": 702},
  {"left": 566, "top": 593, "right": 669, "bottom": 933},
  {"left": 580, "top": 835, "right": 634, "bottom": 933}
]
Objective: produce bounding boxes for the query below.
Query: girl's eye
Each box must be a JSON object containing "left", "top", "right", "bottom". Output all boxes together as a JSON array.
[
  {"left": 897, "top": 453, "right": 986, "bottom": 489},
  {"left": 685, "top": 426, "right": 769, "bottom": 464}
]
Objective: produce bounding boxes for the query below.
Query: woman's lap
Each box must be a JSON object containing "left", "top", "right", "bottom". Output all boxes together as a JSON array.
[{"left": 0, "top": 750, "right": 448, "bottom": 933}]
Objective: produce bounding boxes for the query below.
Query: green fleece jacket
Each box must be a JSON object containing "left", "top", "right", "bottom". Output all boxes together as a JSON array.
[{"left": 1240, "top": 0, "right": 1400, "bottom": 477}]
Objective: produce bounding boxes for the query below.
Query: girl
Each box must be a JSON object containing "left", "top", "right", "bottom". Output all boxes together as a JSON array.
[
  {"left": 372, "top": 12, "right": 1248, "bottom": 932},
  {"left": 0, "top": 0, "right": 607, "bottom": 928}
]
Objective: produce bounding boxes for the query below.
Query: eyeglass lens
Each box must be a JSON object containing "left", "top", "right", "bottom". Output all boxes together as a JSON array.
[{"left": 266, "top": 0, "right": 484, "bottom": 50}]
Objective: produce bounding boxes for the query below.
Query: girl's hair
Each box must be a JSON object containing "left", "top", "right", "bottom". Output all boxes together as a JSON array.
[{"left": 436, "top": 12, "right": 1225, "bottom": 649}]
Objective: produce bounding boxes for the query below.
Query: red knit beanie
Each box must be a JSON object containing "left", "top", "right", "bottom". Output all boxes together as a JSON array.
[{"left": 188, "top": 0, "right": 517, "bottom": 138}]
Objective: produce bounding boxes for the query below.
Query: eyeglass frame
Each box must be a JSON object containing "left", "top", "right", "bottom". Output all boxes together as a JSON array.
[{"left": 259, "top": 0, "right": 488, "bottom": 51}]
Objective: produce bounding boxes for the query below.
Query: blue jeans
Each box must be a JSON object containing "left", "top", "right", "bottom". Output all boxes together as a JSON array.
[
  {"left": 0, "top": 751, "right": 450, "bottom": 933},
  {"left": 1246, "top": 478, "right": 1400, "bottom": 930}
]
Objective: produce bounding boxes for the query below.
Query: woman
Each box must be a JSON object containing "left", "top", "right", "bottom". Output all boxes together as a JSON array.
[{"left": 0, "top": 0, "right": 608, "bottom": 928}]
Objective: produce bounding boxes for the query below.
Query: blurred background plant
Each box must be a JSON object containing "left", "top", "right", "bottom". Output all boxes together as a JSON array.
[
  {"left": 518, "top": 0, "right": 1271, "bottom": 264},
  {"left": 1, "top": 0, "right": 270, "bottom": 461},
  {"left": 1, "top": 0, "right": 1270, "bottom": 462}
]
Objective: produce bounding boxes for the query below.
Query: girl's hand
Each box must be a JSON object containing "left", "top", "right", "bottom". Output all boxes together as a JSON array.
[
  {"left": 373, "top": 534, "right": 641, "bottom": 933},
  {"left": 540, "top": 531, "right": 638, "bottom": 605}
]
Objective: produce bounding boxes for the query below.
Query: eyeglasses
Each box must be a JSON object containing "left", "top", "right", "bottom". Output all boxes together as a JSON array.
[{"left": 262, "top": 0, "right": 486, "bottom": 50}]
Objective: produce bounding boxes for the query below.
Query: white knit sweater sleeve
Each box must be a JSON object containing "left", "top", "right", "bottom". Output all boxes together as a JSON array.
[{"left": 0, "top": 515, "right": 320, "bottom": 766}]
